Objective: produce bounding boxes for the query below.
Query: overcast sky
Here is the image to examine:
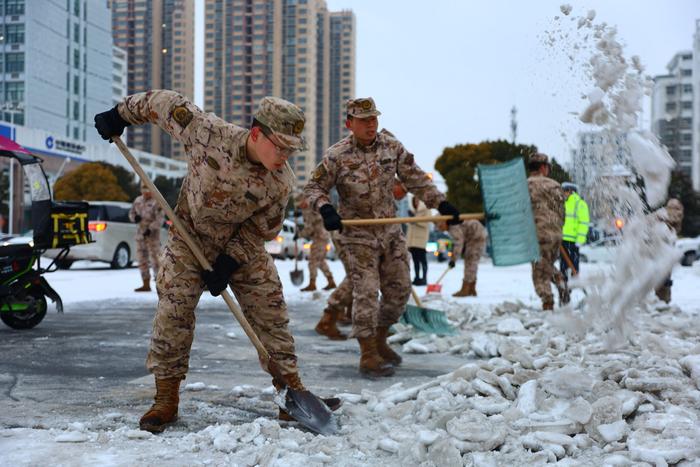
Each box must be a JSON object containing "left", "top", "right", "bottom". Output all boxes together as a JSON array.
[{"left": 195, "top": 1, "right": 699, "bottom": 183}]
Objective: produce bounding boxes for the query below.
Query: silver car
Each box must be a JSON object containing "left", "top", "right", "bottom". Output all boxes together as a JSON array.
[{"left": 43, "top": 201, "right": 168, "bottom": 269}]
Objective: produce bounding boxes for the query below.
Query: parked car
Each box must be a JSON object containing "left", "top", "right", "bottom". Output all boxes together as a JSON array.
[
  {"left": 579, "top": 235, "right": 700, "bottom": 267},
  {"left": 43, "top": 201, "right": 168, "bottom": 269},
  {"left": 265, "top": 219, "right": 304, "bottom": 259},
  {"left": 426, "top": 230, "right": 453, "bottom": 262}
]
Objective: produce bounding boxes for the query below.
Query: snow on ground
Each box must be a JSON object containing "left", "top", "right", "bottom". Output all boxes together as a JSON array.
[{"left": 2, "top": 256, "right": 700, "bottom": 466}]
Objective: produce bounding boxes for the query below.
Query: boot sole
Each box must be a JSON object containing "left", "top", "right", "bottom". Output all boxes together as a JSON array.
[{"left": 139, "top": 415, "right": 178, "bottom": 433}]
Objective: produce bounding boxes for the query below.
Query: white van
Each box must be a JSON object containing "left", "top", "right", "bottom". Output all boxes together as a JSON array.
[
  {"left": 43, "top": 201, "right": 168, "bottom": 269},
  {"left": 265, "top": 219, "right": 304, "bottom": 259}
]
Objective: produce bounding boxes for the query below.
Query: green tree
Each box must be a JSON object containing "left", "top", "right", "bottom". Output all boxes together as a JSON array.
[
  {"left": 549, "top": 158, "right": 571, "bottom": 184},
  {"left": 98, "top": 162, "right": 140, "bottom": 201},
  {"left": 668, "top": 170, "right": 700, "bottom": 236},
  {"left": 54, "top": 162, "right": 129, "bottom": 201},
  {"left": 434, "top": 139, "right": 539, "bottom": 213}
]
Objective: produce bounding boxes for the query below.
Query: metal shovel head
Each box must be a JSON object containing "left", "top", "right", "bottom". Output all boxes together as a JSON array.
[
  {"left": 275, "top": 387, "right": 339, "bottom": 436},
  {"left": 401, "top": 304, "right": 457, "bottom": 336},
  {"left": 290, "top": 268, "right": 304, "bottom": 286}
]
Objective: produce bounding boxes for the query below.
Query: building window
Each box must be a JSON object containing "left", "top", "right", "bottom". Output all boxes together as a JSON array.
[
  {"left": 683, "top": 84, "right": 692, "bottom": 93},
  {"left": 5, "top": 24, "right": 25, "bottom": 44},
  {"left": 681, "top": 101, "right": 692, "bottom": 110},
  {"left": 5, "top": 82, "right": 24, "bottom": 102},
  {"left": 665, "top": 102, "right": 676, "bottom": 112},
  {"left": 73, "top": 23, "right": 80, "bottom": 43},
  {"left": 5, "top": 52, "right": 24, "bottom": 73},
  {"left": 73, "top": 75, "right": 80, "bottom": 95},
  {"left": 73, "top": 101, "right": 80, "bottom": 120},
  {"left": 73, "top": 0, "right": 80, "bottom": 16},
  {"left": 681, "top": 69, "right": 692, "bottom": 76},
  {"left": 6, "top": 0, "right": 25, "bottom": 15}
]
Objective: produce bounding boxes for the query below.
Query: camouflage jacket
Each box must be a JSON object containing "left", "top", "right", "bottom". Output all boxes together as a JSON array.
[
  {"left": 129, "top": 195, "right": 165, "bottom": 240},
  {"left": 656, "top": 200, "right": 684, "bottom": 234},
  {"left": 300, "top": 206, "right": 329, "bottom": 242},
  {"left": 449, "top": 220, "right": 487, "bottom": 258},
  {"left": 303, "top": 132, "right": 445, "bottom": 245},
  {"left": 118, "top": 90, "right": 294, "bottom": 264},
  {"left": 527, "top": 174, "right": 565, "bottom": 244}
]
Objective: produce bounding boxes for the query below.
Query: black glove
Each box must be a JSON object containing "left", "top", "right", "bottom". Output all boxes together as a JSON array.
[
  {"left": 94, "top": 106, "right": 130, "bottom": 141},
  {"left": 201, "top": 254, "right": 240, "bottom": 296},
  {"left": 293, "top": 232, "right": 299, "bottom": 241},
  {"left": 134, "top": 214, "right": 142, "bottom": 223},
  {"left": 143, "top": 228, "right": 151, "bottom": 238},
  {"left": 438, "top": 201, "right": 461, "bottom": 225},
  {"left": 448, "top": 260, "right": 456, "bottom": 268},
  {"left": 319, "top": 204, "right": 343, "bottom": 232}
]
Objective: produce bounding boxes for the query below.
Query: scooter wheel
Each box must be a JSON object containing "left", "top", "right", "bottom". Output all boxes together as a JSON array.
[{"left": 1, "top": 286, "right": 48, "bottom": 330}]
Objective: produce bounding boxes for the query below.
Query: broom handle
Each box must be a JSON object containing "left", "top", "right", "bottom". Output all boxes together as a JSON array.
[
  {"left": 112, "top": 137, "right": 274, "bottom": 367},
  {"left": 434, "top": 267, "right": 450, "bottom": 285},
  {"left": 342, "top": 213, "right": 484, "bottom": 226},
  {"left": 410, "top": 287, "right": 423, "bottom": 308}
]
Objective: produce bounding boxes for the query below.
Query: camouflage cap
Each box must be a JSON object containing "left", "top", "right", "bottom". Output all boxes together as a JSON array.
[
  {"left": 529, "top": 152, "right": 550, "bottom": 165},
  {"left": 254, "top": 96, "right": 306, "bottom": 151},
  {"left": 347, "top": 97, "right": 381, "bottom": 119}
]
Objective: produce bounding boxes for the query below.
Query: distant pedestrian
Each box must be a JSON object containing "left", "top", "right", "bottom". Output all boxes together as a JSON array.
[
  {"left": 129, "top": 182, "right": 165, "bottom": 292},
  {"left": 560, "top": 182, "right": 590, "bottom": 279},
  {"left": 654, "top": 198, "right": 684, "bottom": 303},
  {"left": 297, "top": 194, "right": 336, "bottom": 292},
  {"left": 440, "top": 219, "right": 487, "bottom": 297},
  {"left": 406, "top": 196, "right": 430, "bottom": 286}
]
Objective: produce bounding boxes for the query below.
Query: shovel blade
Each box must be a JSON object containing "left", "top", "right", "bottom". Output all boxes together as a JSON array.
[
  {"left": 290, "top": 269, "right": 304, "bottom": 286},
  {"left": 278, "top": 388, "right": 339, "bottom": 436},
  {"left": 401, "top": 304, "right": 456, "bottom": 336},
  {"left": 426, "top": 284, "right": 442, "bottom": 294}
]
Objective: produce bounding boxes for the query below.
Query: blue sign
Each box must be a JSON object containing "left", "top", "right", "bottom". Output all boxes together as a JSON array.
[{"left": 45, "top": 136, "right": 54, "bottom": 149}]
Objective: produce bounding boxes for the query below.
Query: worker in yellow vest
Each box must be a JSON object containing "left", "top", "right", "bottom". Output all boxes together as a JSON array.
[{"left": 560, "top": 182, "right": 590, "bottom": 279}]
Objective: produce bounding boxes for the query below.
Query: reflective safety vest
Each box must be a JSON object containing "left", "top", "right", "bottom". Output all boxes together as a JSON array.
[{"left": 562, "top": 192, "right": 590, "bottom": 244}]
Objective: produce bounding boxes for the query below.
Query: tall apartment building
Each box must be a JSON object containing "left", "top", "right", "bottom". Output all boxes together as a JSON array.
[
  {"left": 651, "top": 20, "right": 700, "bottom": 191},
  {"left": 328, "top": 10, "right": 355, "bottom": 147},
  {"left": 203, "top": 0, "right": 355, "bottom": 185},
  {"left": 0, "top": 0, "right": 114, "bottom": 143},
  {"left": 110, "top": 0, "right": 194, "bottom": 160}
]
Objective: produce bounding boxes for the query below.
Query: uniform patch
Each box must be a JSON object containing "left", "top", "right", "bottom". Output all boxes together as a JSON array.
[
  {"left": 206, "top": 156, "right": 220, "bottom": 171},
  {"left": 293, "top": 120, "right": 305, "bottom": 135},
  {"left": 172, "top": 105, "right": 193, "bottom": 128},
  {"left": 311, "top": 164, "right": 327, "bottom": 181}
]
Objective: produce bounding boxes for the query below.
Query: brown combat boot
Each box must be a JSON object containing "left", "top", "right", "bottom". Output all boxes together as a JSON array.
[
  {"left": 135, "top": 278, "right": 151, "bottom": 292},
  {"left": 376, "top": 326, "right": 402, "bottom": 366},
  {"left": 358, "top": 336, "right": 395, "bottom": 377},
  {"left": 275, "top": 373, "right": 342, "bottom": 421},
  {"left": 542, "top": 298, "right": 554, "bottom": 311},
  {"left": 452, "top": 280, "right": 470, "bottom": 297},
  {"left": 322, "top": 277, "right": 336, "bottom": 290},
  {"left": 139, "top": 377, "right": 181, "bottom": 433},
  {"left": 300, "top": 279, "right": 316, "bottom": 292},
  {"left": 467, "top": 281, "right": 477, "bottom": 296},
  {"left": 314, "top": 311, "right": 347, "bottom": 340},
  {"left": 655, "top": 286, "right": 671, "bottom": 304}
]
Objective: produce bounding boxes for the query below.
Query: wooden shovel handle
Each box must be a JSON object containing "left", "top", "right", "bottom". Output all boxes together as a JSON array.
[
  {"left": 112, "top": 137, "right": 278, "bottom": 375},
  {"left": 559, "top": 244, "right": 578, "bottom": 276},
  {"left": 410, "top": 287, "right": 423, "bottom": 308},
  {"left": 434, "top": 267, "right": 450, "bottom": 285},
  {"left": 341, "top": 213, "right": 484, "bottom": 226}
]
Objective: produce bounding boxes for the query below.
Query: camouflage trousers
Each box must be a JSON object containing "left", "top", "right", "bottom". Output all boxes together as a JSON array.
[
  {"left": 325, "top": 238, "right": 353, "bottom": 315},
  {"left": 531, "top": 239, "right": 567, "bottom": 303},
  {"left": 307, "top": 238, "right": 331, "bottom": 283},
  {"left": 461, "top": 237, "right": 486, "bottom": 283},
  {"left": 344, "top": 234, "right": 411, "bottom": 338},
  {"left": 136, "top": 235, "right": 162, "bottom": 281},
  {"left": 147, "top": 235, "right": 297, "bottom": 379}
]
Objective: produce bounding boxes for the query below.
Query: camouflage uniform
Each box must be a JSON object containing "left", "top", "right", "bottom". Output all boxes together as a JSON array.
[
  {"left": 299, "top": 204, "right": 333, "bottom": 284},
  {"left": 449, "top": 220, "right": 487, "bottom": 283},
  {"left": 527, "top": 154, "right": 566, "bottom": 308},
  {"left": 324, "top": 233, "right": 353, "bottom": 316},
  {"left": 655, "top": 198, "right": 684, "bottom": 302},
  {"left": 129, "top": 192, "right": 164, "bottom": 282},
  {"left": 117, "top": 90, "right": 304, "bottom": 379},
  {"left": 303, "top": 98, "right": 446, "bottom": 338}
]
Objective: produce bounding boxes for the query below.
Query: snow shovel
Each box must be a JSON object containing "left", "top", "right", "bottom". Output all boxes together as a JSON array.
[
  {"left": 426, "top": 267, "right": 451, "bottom": 294},
  {"left": 290, "top": 202, "right": 304, "bottom": 286},
  {"left": 112, "top": 137, "right": 337, "bottom": 436},
  {"left": 401, "top": 287, "right": 456, "bottom": 335}
]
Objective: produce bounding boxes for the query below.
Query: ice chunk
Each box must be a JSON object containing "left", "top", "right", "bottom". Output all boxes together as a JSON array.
[
  {"left": 516, "top": 380, "right": 538, "bottom": 415},
  {"left": 496, "top": 318, "right": 525, "bottom": 334},
  {"left": 597, "top": 420, "right": 628, "bottom": 443},
  {"left": 679, "top": 355, "right": 700, "bottom": 390}
]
